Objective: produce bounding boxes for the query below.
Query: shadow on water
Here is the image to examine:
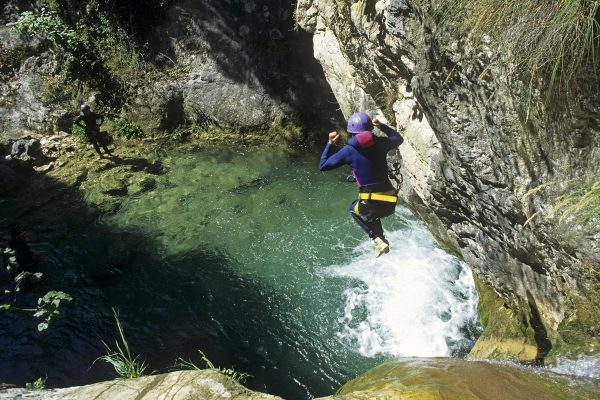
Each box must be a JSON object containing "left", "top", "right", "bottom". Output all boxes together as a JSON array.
[
  {"left": 98, "top": 155, "right": 164, "bottom": 174},
  {"left": 0, "top": 162, "right": 345, "bottom": 400}
]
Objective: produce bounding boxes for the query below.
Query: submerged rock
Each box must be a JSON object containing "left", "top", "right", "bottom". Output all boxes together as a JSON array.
[
  {"left": 0, "top": 164, "right": 17, "bottom": 193},
  {"left": 99, "top": 174, "right": 128, "bottom": 196}
]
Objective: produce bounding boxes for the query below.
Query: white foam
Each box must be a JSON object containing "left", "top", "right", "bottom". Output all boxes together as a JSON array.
[
  {"left": 550, "top": 355, "right": 600, "bottom": 380},
  {"left": 325, "top": 209, "right": 480, "bottom": 358}
]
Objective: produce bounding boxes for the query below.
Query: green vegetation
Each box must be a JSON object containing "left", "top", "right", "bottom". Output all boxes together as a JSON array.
[
  {"left": 25, "top": 377, "right": 47, "bottom": 391},
  {"left": 1, "top": 249, "right": 72, "bottom": 332},
  {"left": 13, "top": 7, "right": 94, "bottom": 82},
  {"left": 98, "top": 309, "right": 147, "bottom": 379},
  {"left": 427, "top": 0, "right": 600, "bottom": 98},
  {"left": 97, "top": 310, "right": 252, "bottom": 382},
  {"left": 553, "top": 178, "right": 600, "bottom": 225},
  {"left": 12, "top": 2, "right": 153, "bottom": 110},
  {"left": 109, "top": 118, "right": 144, "bottom": 139},
  {"left": 71, "top": 122, "right": 87, "bottom": 142},
  {"left": 469, "top": 275, "right": 538, "bottom": 360},
  {"left": 550, "top": 284, "right": 600, "bottom": 358},
  {"left": 0, "top": 43, "right": 38, "bottom": 75},
  {"left": 176, "top": 350, "right": 252, "bottom": 383},
  {"left": 34, "top": 291, "right": 73, "bottom": 332},
  {"left": 525, "top": 174, "right": 600, "bottom": 226}
]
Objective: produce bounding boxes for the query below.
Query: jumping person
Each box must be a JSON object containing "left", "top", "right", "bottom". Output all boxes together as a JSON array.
[
  {"left": 74, "top": 103, "right": 113, "bottom": 158},
  {"left": 319, "top": 112, "right": 403, "bottom": 257}
]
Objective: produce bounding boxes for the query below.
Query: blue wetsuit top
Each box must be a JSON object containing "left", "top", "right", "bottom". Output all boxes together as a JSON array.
[{"left": 319, "top": 124, "right": 403, "bottom": 188}]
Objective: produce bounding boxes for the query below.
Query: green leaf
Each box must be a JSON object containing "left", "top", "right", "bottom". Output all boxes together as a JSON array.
[
  {"left": 0, "top": 304, "right": 10, "bottom": 311},
  {"left": 37, "top": 322, "right": 49, "bottom": 331}
]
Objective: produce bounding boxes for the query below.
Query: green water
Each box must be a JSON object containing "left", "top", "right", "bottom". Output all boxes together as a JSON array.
[{"left": 0, "top": 145, "right": 480, "bottom": 399}]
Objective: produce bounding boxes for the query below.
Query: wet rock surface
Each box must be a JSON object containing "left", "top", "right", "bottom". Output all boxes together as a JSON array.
[
  {"left": 324, "top": 358, "right": 600, "bottom": 400},
  {"left": 0, "top": 370, "right": 283, "bottom": 400},
  {"left": 2, "top": 359, "right": 598, "bottom": 400}
]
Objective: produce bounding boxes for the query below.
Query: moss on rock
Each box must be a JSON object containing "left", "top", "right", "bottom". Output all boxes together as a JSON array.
[
  {"left": 550, "top": 285, "right": 600, "bottom": 359},
  {"left": 468, "top": 275, "right": 538, "bottom": 360},
  {"left": 324, "top": 358, "right": 600, "bottom": 400}
]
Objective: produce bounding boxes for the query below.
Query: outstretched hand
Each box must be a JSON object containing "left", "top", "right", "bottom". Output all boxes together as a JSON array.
[{"left": 328, "top": 131, "right": 340, "bottom": 144}]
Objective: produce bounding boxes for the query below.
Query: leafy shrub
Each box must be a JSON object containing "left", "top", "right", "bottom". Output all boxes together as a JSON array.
[
  {"left": 71, "top": 122, "right": 87, "bottom": 142},
  {"left": 34, "top": 291, "right": 73, "bottom": 332},
  {"left": 110, "top": 118, "right": 144, "bottom": 139},
  {"left": 25, "top": 377, "right": 47, "bottom": 390},
  {"left": 13, "top": 8, "right": 78, "bottom": 51},
  {"left": 12, "top": 6, "right": 138, "bottom": 108},
  {"left": 1, "top": 274, "right": 72, "bottom": 332}
]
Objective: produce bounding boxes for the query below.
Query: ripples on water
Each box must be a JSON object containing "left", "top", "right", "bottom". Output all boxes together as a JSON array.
[
  {"left": 1, "top": 146, "right": 482, "bottom": 399},
  {"left": 550, "top": 355, "right": 600, "bottom": 380}
]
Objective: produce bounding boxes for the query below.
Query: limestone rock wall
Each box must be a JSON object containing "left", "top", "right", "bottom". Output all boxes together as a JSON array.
[
  {"left": 125, "top": 0, "right": 340, "bottom": 135},
  {"left": 297, "top": 0, "right": 599, "bottom": 359},
  {"left": 0, "top": 0, "right": 341, "bottom": 140}
]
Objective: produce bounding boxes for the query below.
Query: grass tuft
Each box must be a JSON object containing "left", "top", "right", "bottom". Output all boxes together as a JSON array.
[
  {"left": 427, "top": 0, "right": 600, "bottom": 98},
  {"left": 554, "top": 179, "right": 600, "bottom": 225},
  {"left": 175, "top": 350, "right": 252, "bottom": 383},
  {"left": 97, "top": 309, "right": 147, "bottom": 379}
]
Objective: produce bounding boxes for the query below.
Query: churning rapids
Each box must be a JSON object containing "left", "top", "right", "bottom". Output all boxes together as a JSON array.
[{"left": 0, "top": 146, "right": 481, "bottom": 399}]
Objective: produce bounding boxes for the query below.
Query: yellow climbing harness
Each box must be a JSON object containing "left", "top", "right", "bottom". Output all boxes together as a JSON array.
[{"left": 358, "top": 191, "right": 398, "bottom": 203}]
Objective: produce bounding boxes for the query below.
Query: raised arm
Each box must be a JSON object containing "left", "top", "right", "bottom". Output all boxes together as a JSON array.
[
  {"left": 74, "top": 115, "right": 85, "bottom": 129},
  {"left": 372, "top": 117, "right": 403, "bottom": 149},
  {"left": 319, "top": 131, "right": 350, "bottom": 171}
]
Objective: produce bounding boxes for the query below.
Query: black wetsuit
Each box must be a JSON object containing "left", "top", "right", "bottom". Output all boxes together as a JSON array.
[
  {"left": 74, "top": 111, "right": 112, "bottom": 157},
  {"left": 319, "top": 124, "right": 403, "bottom": 240}
]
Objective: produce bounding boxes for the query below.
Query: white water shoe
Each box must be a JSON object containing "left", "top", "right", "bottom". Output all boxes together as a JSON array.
[{"left": 373, "top": 237, "right": 389, "bottom": 257}]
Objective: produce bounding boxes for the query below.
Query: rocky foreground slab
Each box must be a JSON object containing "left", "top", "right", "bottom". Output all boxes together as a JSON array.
[{"left": 2, "top": 359, "right": 599, "bottom": 400}]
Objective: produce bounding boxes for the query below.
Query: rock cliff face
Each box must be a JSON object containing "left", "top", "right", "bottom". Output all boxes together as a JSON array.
[
  {"left": 0, "top": 0, "right": 340, "bottom": 140},
  {"left": 125, "top": 0, "right": 340, "bottom": 135},
  {"left": 296, "top": 0, "right": 599, "bottom": 359}
]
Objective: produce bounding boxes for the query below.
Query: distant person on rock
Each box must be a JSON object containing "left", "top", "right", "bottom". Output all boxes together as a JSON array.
[
  {"left": 319, "top": 112, "right": 403, "bottom": 257},
  {"left": 74, "top": 103, "right": 113, "bottom": 158}
]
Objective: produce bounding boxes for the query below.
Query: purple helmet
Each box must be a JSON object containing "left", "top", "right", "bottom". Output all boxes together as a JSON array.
[
  {"left": 80, "top": 103, "right": 90, "bottom": 112},
  {"left": 346, "top": 112, "right": 373, "bottom": 134}
]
